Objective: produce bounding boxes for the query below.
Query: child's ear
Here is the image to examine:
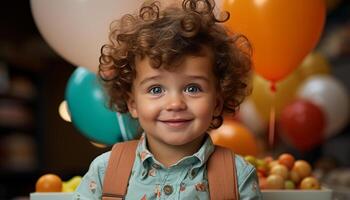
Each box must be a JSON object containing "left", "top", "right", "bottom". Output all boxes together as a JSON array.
[
  {"left": 214, "top": 94, "right": 224, "bottom": 116},
  {"left": 127, "top": 93, "right": 138, "bottom": 118}
]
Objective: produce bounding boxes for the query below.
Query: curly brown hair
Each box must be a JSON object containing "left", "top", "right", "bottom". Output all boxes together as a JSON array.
[{"left": 99, "top": 0, "right": 252, "bottom": 129}]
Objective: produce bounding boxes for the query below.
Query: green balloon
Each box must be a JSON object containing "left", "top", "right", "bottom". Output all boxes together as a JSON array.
[{"left": 65, "top": 67, "right": 140, "bottom": 145}]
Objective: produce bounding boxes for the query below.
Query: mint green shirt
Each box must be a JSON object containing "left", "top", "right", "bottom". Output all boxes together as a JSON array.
[{"left": 74, "top": 134, "right": 262, "bottom": 200}]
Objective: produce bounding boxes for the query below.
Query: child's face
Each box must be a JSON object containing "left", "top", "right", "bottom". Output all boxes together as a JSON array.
[{"left": 127, "top": 49, "right": 223, "bottom": 147}]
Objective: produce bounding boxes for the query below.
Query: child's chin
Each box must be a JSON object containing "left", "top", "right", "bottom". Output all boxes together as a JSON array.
[
  {"left": 162, "top": 137, "right": 199, "bottom": 147},
  {"left": 164, "top": 139, "right": 190, "bottom": 146}
]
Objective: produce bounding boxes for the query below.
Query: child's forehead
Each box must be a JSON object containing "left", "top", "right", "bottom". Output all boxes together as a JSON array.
[{"left": 134, "top": 50, "right": 215, "bottom": 80}]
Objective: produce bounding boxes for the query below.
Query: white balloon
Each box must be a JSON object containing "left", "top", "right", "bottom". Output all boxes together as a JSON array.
[
  {"left": 238, "top": 99, "right": 267, "bottom": 136},
  {"left": 298, "top": 75, "right": 349, "bottom": 138},
  {"left": 30, "top": 0, "right": 226, "bottom": 72},
  {"left": 30, "top": 0, "right": 144, "bottom": 73}
]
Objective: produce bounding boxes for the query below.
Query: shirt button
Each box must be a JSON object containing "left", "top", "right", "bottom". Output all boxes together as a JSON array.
[
  {"left": 188, "top": 169, "right": 196, "bottom": 179},
  {"left": 191, "top": 169, "right": 196, "bottom": 177},
  {"left": 163, "top": 185, "right": 173, "bottom": 195}
]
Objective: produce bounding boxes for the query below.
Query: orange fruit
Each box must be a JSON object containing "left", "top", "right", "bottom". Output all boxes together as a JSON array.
[
  {"left": 292, "top": 160, "right": 312, "bottom": 179},
  {"left": 35, "top": 174, "right": 63, "bottom": 192},
  {"left": 266, "top": 174, "right": 284, "bottom": 189},
  {"left": 278, "top": 153, "right": 295, "bottom": 170},
  {"left": 300, "top": 176, "right": 320, "bottom": 189}
]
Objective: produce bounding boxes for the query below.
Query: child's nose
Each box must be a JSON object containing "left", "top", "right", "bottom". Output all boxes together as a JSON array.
[{"left": 165, "top": 94, "right": 187, "bottom": 111}]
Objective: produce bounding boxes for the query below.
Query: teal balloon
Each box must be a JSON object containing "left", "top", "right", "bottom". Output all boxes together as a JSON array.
[{"left": 65, "top": 67, "right": 140, "bottom": 145}]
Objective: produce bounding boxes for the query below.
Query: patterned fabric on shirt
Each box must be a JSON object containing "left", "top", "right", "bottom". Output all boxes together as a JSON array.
[{"left": 73, "top": 134, "right": 262, "bottom": 200}]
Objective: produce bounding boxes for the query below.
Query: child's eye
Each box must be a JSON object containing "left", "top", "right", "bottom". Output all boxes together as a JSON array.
[
  {"left": 184, "top": 85, "right": 202, "bottom": 93},
  {"left": 148, "top": 86, "right": 164, "bottom": 95}
]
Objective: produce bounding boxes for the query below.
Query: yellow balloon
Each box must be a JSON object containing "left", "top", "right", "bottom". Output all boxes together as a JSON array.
[
  {"left": 250, "top": 72, "right": 303, "bottom": 121},
  {"left": 297, "top": 52, "right": 331, "bottom": 80}
]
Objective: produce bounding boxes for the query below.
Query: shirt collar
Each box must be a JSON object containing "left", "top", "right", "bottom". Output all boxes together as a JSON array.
[
  {"left": 191, "top": 134, "right": 215, "bottom": 168},
  {"left": 136, "top": 134, "right": 153, "bottom": 167},
  {"left": 136, "top": 133, "right": 215, "bottom": 170}
]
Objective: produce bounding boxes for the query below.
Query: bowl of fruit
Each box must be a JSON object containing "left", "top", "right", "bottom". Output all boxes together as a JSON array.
[
  {"left": 30, "top": 173, "right": 82, "bottom": 200},
  {"left": 245, "top": 153, "right": 333, "bottom": 200}
]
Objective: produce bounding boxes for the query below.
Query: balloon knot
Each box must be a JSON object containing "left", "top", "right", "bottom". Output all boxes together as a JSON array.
[{"left": 270, "top": 81, "right": 277, "bottom": 93}]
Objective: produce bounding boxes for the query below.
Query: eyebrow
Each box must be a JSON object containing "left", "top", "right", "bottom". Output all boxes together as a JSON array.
[
  {"left": 139, "top": 75, "right": 210, "bottom": 86},
  {"left": 139, "top": 75, "right": 161, "bottom": 86}
]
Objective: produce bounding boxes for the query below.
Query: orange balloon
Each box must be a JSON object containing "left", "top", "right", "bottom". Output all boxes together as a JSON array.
[
  {"left": 223, "top": 0, "right": 326, "bottom": 82},
  {"left": 210, "top": 118, "right": 258, "bottom": 156}
]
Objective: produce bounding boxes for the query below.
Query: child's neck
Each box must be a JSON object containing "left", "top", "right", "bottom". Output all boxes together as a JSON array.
[{"left": 146, "top": 134, "right": 207, "bottom": 168}]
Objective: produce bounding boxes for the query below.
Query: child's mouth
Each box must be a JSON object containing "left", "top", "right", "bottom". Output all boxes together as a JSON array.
[{"left": 159, "top": 119, "right": 193, "bottom": 128}]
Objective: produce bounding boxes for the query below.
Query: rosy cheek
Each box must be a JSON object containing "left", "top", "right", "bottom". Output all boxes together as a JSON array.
[
  {"left": 189, "top": 100, "right": 215, "bottom": 118},
  {"left": 138, "top": 101, "right": 160, "bottom": 118}
]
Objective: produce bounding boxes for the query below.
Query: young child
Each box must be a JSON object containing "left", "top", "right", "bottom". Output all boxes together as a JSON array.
[{"left": 74, "top": 0, "right": 262, "bottom": 199}]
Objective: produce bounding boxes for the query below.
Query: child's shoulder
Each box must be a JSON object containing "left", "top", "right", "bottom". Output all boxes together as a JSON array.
[
  {"left": 88, "top": 151, "right": 112, "bottom": 171},
  {"left": 234, "top": 154, "right": 257, "bottom": 182},
  {"left": 234, "top": 154, "right": 252, "bottom": 168},
  {"left": 231, "top": 154, "right": 258, "bottom": 188}
]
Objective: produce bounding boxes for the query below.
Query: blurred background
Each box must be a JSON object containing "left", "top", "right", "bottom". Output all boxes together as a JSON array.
[{"left": 0, "top": 0, "right": 349, "bottom": 199}]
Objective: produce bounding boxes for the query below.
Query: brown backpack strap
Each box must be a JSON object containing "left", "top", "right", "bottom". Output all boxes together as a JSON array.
[
  {"left": 208, "top": 146, "right": 239, "bottom": 200},
  {"left": 102, "top": 140, "right": 138, "bottom": 200}
]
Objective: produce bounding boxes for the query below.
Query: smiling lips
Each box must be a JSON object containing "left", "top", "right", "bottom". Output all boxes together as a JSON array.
[{"left": 159, "top": 119, "right": 193, "bottom": 128}]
